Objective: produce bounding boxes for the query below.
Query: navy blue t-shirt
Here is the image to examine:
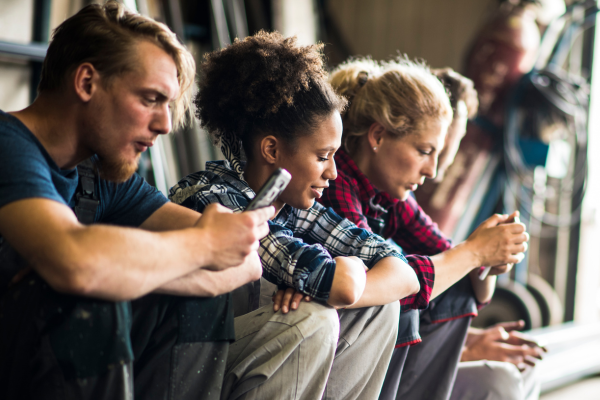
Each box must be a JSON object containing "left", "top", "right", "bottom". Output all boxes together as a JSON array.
[{"left": 0, "top": 110, "right": 168, "bottom": 226}]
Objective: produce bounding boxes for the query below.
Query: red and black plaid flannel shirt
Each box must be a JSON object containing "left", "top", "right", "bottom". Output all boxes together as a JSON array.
[{"left": 319, "top": 149, "right": 453, "bottom": 311}]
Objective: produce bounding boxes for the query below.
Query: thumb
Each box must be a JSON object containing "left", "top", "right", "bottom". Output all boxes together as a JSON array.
[
  {"left": 505, "top": 210, "right": 520, "bottom": 223},
  {"left": 480, "top": 213, "right": 509, "bottom": 228},
  {"left": 247, "top": 205, "right": 275, "bottom": 223},
  {"left": 495, "top": 320, "right": 525, "bottom": 332},
  {"left": 486, "top": 326, "right": 510, "bottom": 342}
]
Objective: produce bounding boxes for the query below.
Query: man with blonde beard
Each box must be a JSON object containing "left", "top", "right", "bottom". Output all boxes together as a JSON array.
[{"left": 0, "top": 2, "right": 273, "bottom": 399}]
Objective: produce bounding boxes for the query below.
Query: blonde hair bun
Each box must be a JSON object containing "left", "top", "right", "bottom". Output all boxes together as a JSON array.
[{"left": 330, "top": 56, "right": 453, "bottom": 154}]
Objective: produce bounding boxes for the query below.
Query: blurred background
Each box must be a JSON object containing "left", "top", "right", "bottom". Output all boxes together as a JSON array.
[{"left": 0, "top": 0, "right": 599, "bottom": 397}]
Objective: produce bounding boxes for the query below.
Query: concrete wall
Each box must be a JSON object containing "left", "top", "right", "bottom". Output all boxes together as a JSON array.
[
  {"left": 0, "top": 0, "right": 34, "bottom": 111},
  {"left": 327, "top": 0, "right": 497, "bottom": 70}
]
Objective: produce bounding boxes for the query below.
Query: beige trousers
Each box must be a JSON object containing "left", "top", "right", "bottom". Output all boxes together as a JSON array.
[{"left": 221, "top": 301, "right": 399, "bottom": 400}]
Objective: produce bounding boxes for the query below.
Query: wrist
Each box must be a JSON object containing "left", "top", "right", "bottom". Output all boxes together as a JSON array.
[
  {"left": 460, "top": 346, "right": 478, "bottom": 362},
  {"left": 468, "top": 267, "right": 484, "bottom": 281},
  {"left": 459, "top": 239, "right": 483, "bottom": 268},
  {"left": 189, "top": 227, "right": 213, "bottom": 268}
]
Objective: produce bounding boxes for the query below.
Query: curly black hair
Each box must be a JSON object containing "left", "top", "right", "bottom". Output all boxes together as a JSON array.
[{"left": 195, "top": 31, "right": 347, "bottom": 159}]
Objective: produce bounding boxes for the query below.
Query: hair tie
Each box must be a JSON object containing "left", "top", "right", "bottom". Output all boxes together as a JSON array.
[{"left": 357, "top": 71, "right": 369, "bottom": 87}]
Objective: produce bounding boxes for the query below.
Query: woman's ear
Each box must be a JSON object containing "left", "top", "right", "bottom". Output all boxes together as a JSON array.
[
  {"left": 259, "top": 135, "right": 279, "bottom": 165},
  {"left": 367, "top": 122, "right": 386, "bottom": 151}
]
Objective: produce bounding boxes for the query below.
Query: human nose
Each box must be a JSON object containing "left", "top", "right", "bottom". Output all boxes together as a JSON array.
[
  {"left": 323, "top": 158, "right": 338, "bottom": 181},
  {"left": 422, "top": 156, "right": 437, "bottom": 180},
  {"left": 152, "top": 104, "right": 172, "bottom": 135}
]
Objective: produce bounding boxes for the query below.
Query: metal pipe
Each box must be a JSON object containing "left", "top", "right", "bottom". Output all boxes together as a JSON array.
[{"left": 0, "top": 41, "right": 47, "bottom": 62}]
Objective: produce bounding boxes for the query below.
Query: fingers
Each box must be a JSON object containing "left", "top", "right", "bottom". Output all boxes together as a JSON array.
[
  {"left": 507, "top": 252, "right": 525, "bottom": 265},
  {"left": 489, "top": 264, "right": 510, "bottom": 275},
  {"left": 498, "top": 341, "right": 545, "bottom": 363},
  {"left": 272, "top": 289, "right": 285, "bottom": 312},
  {"left": 280, "top": 287, "right": 295, "bottom": 314},
  {"left": 480, "top": 213, "right": 510, "bottom": 228},
  {"left": 495, "top": 320, "right": 525, "bottom": 332},
  {"left": 505, "top": 210, "right": 520, "bottom": 223},
  {"left": 518, "top": 241, "right": 529, "bottom": 253},
  {"left": 507, "top": 331, "right": 547, "bottom": 353},
  {"left": 245, "top": 206, "right": 274, "bottom": 241},
  {"left": 246, "top": 206, "right": 275, "bottom": 225},
  {"left": 290, "top": 292, "right": 305, "bottom": 310},
  {"left": 523, "top": 355, "right": 538, "bottom": 367},
  {"left": 507, "top": 222, "right": 527, "bottom": 235},
  {"left": 484, "top": 326, "right": 510, "bottom": 342},
  {"left": 273, "top": 288, "right": 311, "bottom": 313}
]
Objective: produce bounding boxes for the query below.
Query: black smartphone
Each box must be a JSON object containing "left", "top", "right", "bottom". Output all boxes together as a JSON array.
[{"left": 246, "top": 168, "right": 292, "bottom": 211}]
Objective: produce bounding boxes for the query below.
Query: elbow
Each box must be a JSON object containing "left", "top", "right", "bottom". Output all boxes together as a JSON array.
[
  {"left": 476, "top": 292, "right": 493, "bottom": 305},
  {"left": 41, "top": 257, "right": 122, "bottom": 300},
  {"left": 249, "top": 264, "right": 263, "bottom": 283},
  {"left": 328, "top": 258, "right": 367, "bottom": 308},
  {"left": 409, "top": 274, "right": 421, "bottom": 294},
  {"left": 335, "top": 284, "right": 364, "bottom": 307},
  {"left": 401, "top": 269, "right": 420, "bottom": 298},
  {"left": 46, "top": 262, "right": 98, "bottom": 297}
]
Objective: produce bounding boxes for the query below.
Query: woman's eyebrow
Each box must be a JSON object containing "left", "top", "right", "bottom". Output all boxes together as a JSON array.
[
  {"left": 418, "top": 141, "right": 437, "bottom": 151},
  {"left": 317, "top": 146, "right": 338, "bottom": 152}
]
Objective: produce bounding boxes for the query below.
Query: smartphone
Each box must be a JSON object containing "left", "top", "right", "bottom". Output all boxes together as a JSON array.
[{"left": 245, "top": 168, "right": 292, "bottom": 211}]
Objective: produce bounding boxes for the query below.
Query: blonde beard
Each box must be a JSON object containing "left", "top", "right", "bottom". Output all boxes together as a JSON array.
[{"left": 97, "top": 152, "right": 141, "bottom": 183}]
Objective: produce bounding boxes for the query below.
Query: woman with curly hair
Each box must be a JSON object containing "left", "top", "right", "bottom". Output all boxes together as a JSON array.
[
  {"left": 319, "top": 58, "right": 529, "bottom": 400},
  {"left": 170, "top": 32, "right": 424, "bottom": 399}
]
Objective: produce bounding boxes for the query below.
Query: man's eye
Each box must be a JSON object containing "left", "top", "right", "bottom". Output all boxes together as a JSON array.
[
  {"left": 318, "top": 157, "right": 329, "bottom": 162},
  {"left": 419, "top": 150, "right": 432, "bottom": 156}
]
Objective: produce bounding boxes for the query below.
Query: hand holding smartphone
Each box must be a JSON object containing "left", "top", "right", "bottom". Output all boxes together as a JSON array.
[
  {"left": 479, "top": 214, "right": 521, "bottom": 280},
  {"left": 246, "top": 168, "right": 292, "bottom": 211}
]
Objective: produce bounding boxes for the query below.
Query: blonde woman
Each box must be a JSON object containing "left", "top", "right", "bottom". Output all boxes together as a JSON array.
[{"left": 320, "top": 57, "right": 529, "bottom": 400}]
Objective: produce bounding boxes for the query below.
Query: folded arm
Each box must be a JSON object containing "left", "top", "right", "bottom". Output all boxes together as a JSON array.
[
  {"left": 0, "top": 199, "right": 271, "bottom": 301},
  {"left": 156, "top": 252, "right": 263, "bottom": 297},
  {"left": 346, "top": 256, "right": 419, "bottom": 309}
]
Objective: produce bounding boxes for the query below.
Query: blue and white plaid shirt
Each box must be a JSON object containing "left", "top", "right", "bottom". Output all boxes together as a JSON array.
[{"left": 169, "top": 160, "right": 408, "bottom": 302}]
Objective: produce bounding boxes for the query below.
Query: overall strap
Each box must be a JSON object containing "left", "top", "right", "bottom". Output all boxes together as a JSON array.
[
  {"left": 365, "top": 212, "right": 390, "bottom": 237},
  {"left": 365, "top": 197, "right": 391, "bottom": 237},
  {"left": 74, "top": 158, "right": 99, "bottom": 224},
  {"left": 1, "top": 159, "right": 101, "bottom": 297}
]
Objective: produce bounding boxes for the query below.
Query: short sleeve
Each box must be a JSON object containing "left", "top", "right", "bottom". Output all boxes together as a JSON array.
[
  {"left": 95, "top": 173, "right": 168, "bottom": 227},
  {"left": 0, "top": 117, "right": 74, "bottom": 209}
]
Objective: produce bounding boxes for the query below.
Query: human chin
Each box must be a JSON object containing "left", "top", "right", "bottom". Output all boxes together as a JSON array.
[
  {"left": 97, "top": 152, "right": 140, "bottom": 183},
  {"left": 286, "top": 190, "right": 315, "bottom": 210},
  {"left": 392, "top": 186, "right": 410, "bottom": 201},
  {"left": 290, "top": 195, "right": 315, "bottom": 210}
]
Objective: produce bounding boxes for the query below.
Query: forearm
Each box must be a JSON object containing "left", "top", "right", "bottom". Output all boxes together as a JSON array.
[
  {"left": 469, "top": 268, "right": 497, "bottom": 304},
  {"left": 347, "top": 257, "right": 419, "bottom": 309},
  {"left": 39, "top": 224, "right": 212, "bottom": 301},
  {"left": 429, "top": 241, "right": 480, "bottom": 299},
  {"left": 1, "top": 199, "right": 271, "bottom": 302},
  {"left": 155, "top": 254, "right": 262, "bottom": 297}
]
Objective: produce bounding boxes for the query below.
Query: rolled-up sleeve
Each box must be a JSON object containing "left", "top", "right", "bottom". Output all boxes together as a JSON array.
[
  {"left": 259, "top": 222, "right": 336, "bottom": 301},
  {"left": 400, "top": 255, "right": 435, "bottom": 311},
  {"left": 292, "top": 203, "right": 407, "bottom": 268}
]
